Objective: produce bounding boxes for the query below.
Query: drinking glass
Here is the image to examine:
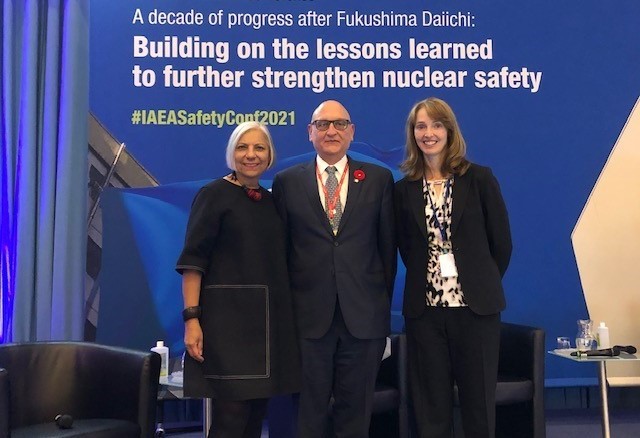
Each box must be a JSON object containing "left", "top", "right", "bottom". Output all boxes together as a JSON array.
[{"left": 557, "top": 336, "right": 571, "bottom": 350}]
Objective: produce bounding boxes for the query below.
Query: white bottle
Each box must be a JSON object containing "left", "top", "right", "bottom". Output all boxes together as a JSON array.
[
  {"left": 151, "top": 340, "right": 169, "bottom": 377},
  {"left": 597, "top": 322, "right": 610, "bottom": 349}
]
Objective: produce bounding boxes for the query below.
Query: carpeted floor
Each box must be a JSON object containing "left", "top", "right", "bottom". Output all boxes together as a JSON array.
[
  {"left": 165, "top": 408, "right": 640, "bottom": 437},
  {"left": 545, "top": 408, "right": 639, "bottom": 438}
]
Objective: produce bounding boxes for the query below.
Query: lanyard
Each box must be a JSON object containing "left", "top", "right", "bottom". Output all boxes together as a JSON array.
[
  {"left": 423, "top": 177, "right": 452, "bottom": 243},
  {"left": 316, "top": 163, "right": 348, "bottom": 220}
]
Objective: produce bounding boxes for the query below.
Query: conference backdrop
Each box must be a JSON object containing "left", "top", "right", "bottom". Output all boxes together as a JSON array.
[{"left": 90, "top": 0, "right": 640, "bottom": 384}]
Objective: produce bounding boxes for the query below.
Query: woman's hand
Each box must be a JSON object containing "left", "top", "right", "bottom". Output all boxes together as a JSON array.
[
  {"left": 184, "top": 319, "right": 204, "bottom": 362},
  {"left": 182, "top": 270, "right": 204, "bottom": 362}
]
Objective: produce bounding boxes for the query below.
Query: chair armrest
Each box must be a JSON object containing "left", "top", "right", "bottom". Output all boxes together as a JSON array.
[
  {"left": 393, "top": 334, "right": 409, "bottom": 438},
  {"left": 499, "top": 322, "right": 545, "bottom": 432},
  {"left": 392, "top": 334, "right": 408, "bottom": 408},
  {"left": 84, "top": 345, "right": 161, "bottom": 438},
  {"left": 377, "top": 334, "right": 406, "bottom": 388},
  {"left": 0, "top": 368, "right": 9, "bottom": 438},
  {"left": 499, "top": 322, "right": 545, "bottom": 381},
  {"left": 376, "top": 334, "right": 409, "bottom": 438}
]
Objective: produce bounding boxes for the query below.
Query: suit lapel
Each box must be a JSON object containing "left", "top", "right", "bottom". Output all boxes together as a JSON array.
[
  {"left": 407, "top": 178, "right": 429, "bottom": 241},
  {"left": 451, "top": 171, "right": 470, "bottom": 236},
  {"left": 301, "top": 160, "right": 334, "bottom": 235}
]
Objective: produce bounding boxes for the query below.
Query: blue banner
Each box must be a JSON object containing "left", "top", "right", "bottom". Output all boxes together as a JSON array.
[{"left": 91, "top": 0, "right": 640, "bottom": 383}]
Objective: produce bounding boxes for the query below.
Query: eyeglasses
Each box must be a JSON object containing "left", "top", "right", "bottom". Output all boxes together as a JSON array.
[{"left": 311, "top": 119, "right": 351, "bottom": 131}]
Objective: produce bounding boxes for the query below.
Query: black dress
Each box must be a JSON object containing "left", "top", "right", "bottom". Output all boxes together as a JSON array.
[{"left": 176, "top": 179, "right": 300, "bottom": 400}]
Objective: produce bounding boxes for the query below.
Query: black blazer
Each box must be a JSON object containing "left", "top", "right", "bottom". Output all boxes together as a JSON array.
[
  {"left": 394, "top": 163, "right": 512, "bottom": 317},
  {"left": 273, "top": 156, "right": 396, "bottom": 339}
]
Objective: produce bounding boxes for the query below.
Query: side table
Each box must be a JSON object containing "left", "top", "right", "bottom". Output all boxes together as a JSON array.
[
  {"left": 548, "top": 349, "right": 639, "bottom": 438},
  {"left": 158, "top": 374, "right": 212, "bottom": 437}
]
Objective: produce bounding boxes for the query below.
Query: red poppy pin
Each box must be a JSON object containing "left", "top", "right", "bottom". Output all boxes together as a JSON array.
[{"left": 353, "top": 169, "right": 366, "bottom": 183}]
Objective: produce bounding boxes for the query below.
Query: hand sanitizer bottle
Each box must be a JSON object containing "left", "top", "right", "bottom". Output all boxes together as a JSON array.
[
  {"left": 597, "top": 322, "right": 610, "bottom": 349},
  {"left": 151, "top": 340, "right": 169, "bottom": 377}
]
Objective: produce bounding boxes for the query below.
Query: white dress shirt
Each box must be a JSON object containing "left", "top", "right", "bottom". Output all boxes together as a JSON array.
[{"left": 315, "top": 155, "right": 349, "bottom": 211}]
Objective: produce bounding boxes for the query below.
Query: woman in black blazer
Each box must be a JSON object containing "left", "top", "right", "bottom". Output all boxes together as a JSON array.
[{"left": 394, "top": 97, "right": 512, "bottom": 438}]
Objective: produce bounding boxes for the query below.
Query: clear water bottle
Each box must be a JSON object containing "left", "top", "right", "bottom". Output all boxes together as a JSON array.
[{"left": 597, "top": 322, "right": 610, "bottom": 348}]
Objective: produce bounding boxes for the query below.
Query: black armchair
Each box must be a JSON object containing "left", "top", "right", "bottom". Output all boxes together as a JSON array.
[
  {"left": 370, "top": 332, "right": 410, "bottom": 438},
  {"left": 448, "top": 322, "right": 545, "bottom": 438},
  {"left": 494, "top": 322, "right": 546, "bottom": 438},
  {"left": 0, "top": 341, "right": 161, "bottom": 438}
]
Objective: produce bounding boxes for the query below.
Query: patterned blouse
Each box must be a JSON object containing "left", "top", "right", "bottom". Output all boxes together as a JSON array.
[{"left": 423, "top": 176, "right": 467, "bottom": 307}]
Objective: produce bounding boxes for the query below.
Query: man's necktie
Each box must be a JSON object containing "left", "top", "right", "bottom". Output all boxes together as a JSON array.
[{"left": 326, "top": 166, "right": 343, "bottom": 233}]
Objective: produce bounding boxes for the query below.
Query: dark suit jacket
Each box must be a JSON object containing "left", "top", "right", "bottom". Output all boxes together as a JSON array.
[
  {"left": 272, "top": 156, "right": 396, "bottom": 339},
  {"left": 394, "top": 163, "right": 512, "bottom": 317}
]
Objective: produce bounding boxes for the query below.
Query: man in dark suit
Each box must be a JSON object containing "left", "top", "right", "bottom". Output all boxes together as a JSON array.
[{"left": 272, "top": 100, "right": 396, "bottom": 438}]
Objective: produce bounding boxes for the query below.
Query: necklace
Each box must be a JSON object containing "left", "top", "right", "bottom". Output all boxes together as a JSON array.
[{"left": 230, "top": 172, "right": 262, "bottom": 201}]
